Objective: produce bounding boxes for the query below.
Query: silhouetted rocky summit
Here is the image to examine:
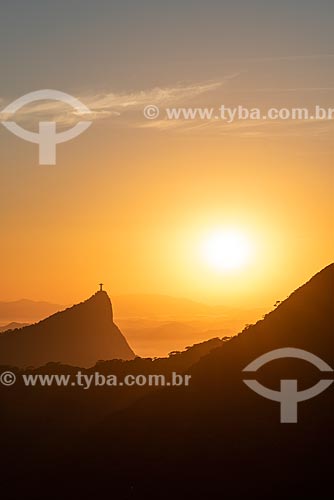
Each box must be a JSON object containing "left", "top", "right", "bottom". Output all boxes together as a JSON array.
[{"left": 0, "top": 290, "right": 135, "bottom": 367}]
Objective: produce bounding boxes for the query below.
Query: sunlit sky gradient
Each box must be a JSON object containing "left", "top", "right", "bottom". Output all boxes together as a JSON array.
[{"left": 0, "top": 1, "right": 333, "bottom": 307}]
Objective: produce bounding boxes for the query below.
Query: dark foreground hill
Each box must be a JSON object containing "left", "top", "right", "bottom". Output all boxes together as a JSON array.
[
  {"left": 0, "top": 290, "right": 135, "bottom": 367},
  {"left": 0, "top": 265, "right": 333, "bottom": 499},
  {"left": 84, "top": 264, "right": 333, "bottom": 498}
]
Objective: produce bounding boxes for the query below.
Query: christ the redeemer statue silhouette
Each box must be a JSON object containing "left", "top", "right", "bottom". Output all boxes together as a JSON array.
[{"left": 99, "top": 283, "right": 104, "bottom": 292}]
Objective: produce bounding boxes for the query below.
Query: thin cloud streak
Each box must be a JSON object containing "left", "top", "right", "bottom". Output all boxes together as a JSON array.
[{"left": 0, "top": 80, "right": 233, "bottom": 126}]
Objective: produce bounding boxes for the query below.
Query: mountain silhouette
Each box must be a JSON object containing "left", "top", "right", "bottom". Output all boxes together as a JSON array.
[
  {"left": 0, "top": 265, "right": 333, "bottom": 499},
  {"left": 114, "top": 262, "right": 333, "bottom": 417},
  {"left": 0, "top": 290, "right": 135, "bottom": 367},
  {"left": 77, "top": 263, "right": 334, "bottom": 498}
]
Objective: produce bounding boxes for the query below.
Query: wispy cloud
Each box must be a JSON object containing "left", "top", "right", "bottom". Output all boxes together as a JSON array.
[
  {"left": 0, "top": 79, "right": 233, "bottom": 126},
  {"left": 227, "top": 53, "right": 334, "bottom": 63},
  {"left": 187, "top": 117, "right": 334, "bottom": 138},
  {"left": 1, "top": 74, "right": 331, "bottom": 138},
  {"left": 141, "top": 111, "right": 334, "bottom": 138},
  {"left": 229, "top": 87, "right": 334, "bottom": 94}
]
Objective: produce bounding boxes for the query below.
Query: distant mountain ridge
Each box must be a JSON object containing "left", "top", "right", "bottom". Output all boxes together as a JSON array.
[
  {"left": 0, "top": 322, "right": 29, "bottom": 332},
  {"left": 112, "top": 293, "right": 265, "bottom": 319},
  {"left": 0, "top": 294, "right": 264, "bottom": 324},
  {"left": 0, "top": 299, "right": 64, "bottom": 323},
  {"left": 0, "top": 290, "right": 135, "bottom": 368},
  {"left": 0, "top": 294, "right": 266, "bottom": 357}
]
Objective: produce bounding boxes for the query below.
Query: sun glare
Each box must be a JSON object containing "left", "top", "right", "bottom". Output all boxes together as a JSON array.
[{"left": 201, "top": 229, "right": 253, "bottom": 271}]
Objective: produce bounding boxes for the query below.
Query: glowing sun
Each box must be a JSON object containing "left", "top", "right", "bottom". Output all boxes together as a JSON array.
[{"left": 201, "top": 229, "right": 253, "bottom": 271}]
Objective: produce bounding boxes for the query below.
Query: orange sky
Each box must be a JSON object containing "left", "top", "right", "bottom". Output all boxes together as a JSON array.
[
  {"left": 1, "top": 119, "right": 333, "bottom": 308},
  {"left": 0, "top": 3, "right": 333, "bottom": 309}
]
